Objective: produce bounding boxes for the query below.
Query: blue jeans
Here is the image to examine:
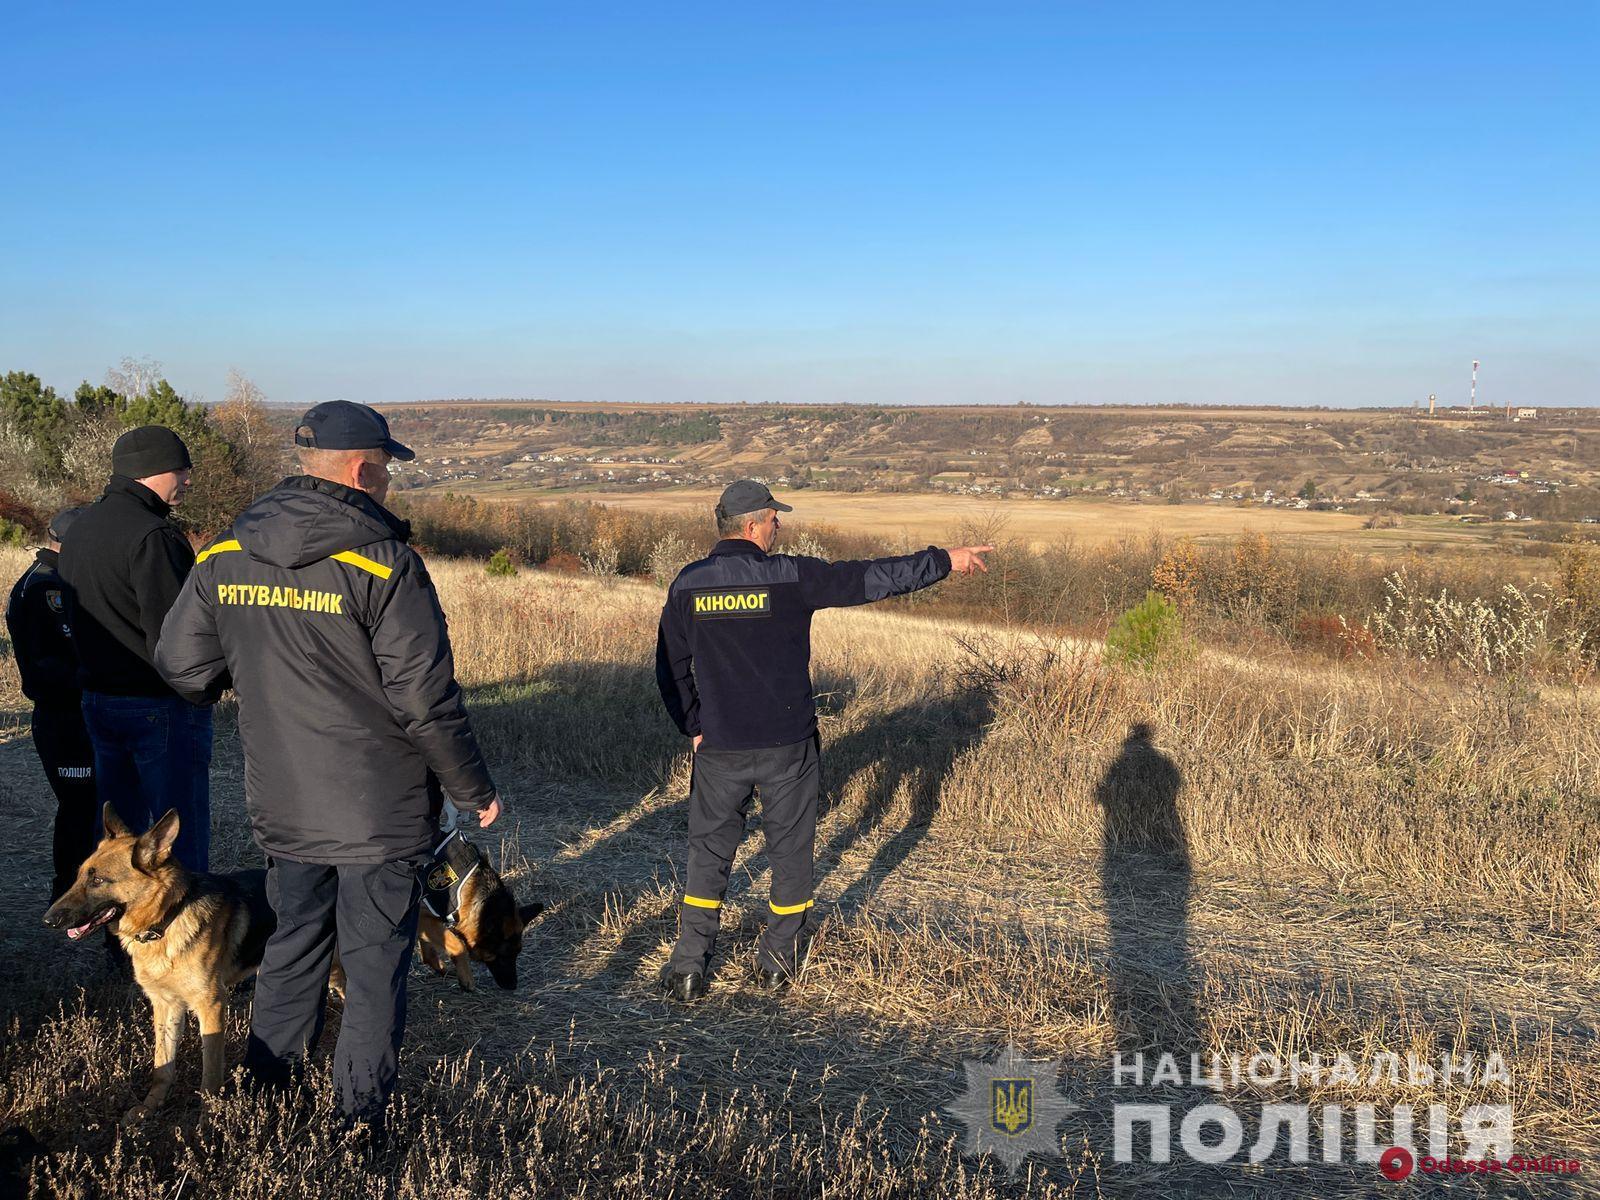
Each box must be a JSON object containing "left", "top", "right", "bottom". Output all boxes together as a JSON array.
[{"left": 82, "top": 692, "right": 213, "bottom": 872}]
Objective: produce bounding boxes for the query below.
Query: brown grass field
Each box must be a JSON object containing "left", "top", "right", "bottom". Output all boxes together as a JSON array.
[
  {"left": 428, "top": 483, "right": 1520, "bottom": 557},
  {"left": 0, "top": 546, "right": 1596, "bottom": 1197}
]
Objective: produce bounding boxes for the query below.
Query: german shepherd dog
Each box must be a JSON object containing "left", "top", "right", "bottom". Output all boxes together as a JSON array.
[
  {"left": 328, "top": 841, "right": 544, "bottom": 994},
  {"left": 41, "top": 805, "right": 274, "bottom": 1122},
  {"left": 416, "top": 849, "right": 544, "bottom": 992}
]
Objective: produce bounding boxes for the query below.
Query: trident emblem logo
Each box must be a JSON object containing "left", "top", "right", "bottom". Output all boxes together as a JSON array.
[
  {"left": 945, "top": 1042, "right": 1077, "bottom": 1176},
  {"left": 991, "top": 1078, "right": 1034, "bottom": 1136}
]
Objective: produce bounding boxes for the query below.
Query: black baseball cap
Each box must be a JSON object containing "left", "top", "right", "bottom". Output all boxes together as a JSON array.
[
  {"left": 294, "top": 401, "right": 415, "bottom": 462},
  {"left": 715, "top": 479, "right": 792, "bottom": 519},
  {"left": 47, "top": 507, "right": 85, "bottom": 544}
]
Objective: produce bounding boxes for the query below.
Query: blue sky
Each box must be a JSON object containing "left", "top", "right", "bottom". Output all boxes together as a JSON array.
[{"left": 2, "top": 3, "right": 1595, "bottom": 408}]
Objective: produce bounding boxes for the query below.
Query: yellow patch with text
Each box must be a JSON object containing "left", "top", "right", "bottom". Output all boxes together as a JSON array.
[
  {"left": 217, "top": 583, "right": 345, "bottom": 615},
  {"left": 691, "top": 588, "right": 771, "bottom": 619}
]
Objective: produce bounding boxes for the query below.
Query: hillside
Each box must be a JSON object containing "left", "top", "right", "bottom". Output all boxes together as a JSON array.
[{"left": 378, "top": 401, "right": 1600, "bottom": 525}]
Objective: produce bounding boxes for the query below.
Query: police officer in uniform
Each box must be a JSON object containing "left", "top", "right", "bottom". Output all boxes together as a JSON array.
[
  {"left": 155, "top": 401, "right": 501, "bottom": 1126},
  {"left": 5, "top": 508, "right": 97, "bottom": 900},
  {"left": 654, "top": 480, "right": 990, "bottom": 1001}
]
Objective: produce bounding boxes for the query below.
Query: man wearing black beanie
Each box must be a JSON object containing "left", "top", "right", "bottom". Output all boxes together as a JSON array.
[{"left": 60, "top": 425, "right": 214, "bottom": 871}]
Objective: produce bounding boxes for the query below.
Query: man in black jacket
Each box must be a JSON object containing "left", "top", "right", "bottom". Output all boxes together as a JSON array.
[
  {"left": 654, "top": 480, "right": 990, "bottom": 1001},
  {"left": 5, "top": 508, "right": 97, "bottom": 900},
  {"left": 156, "top": 400, "right": 501, "bottom": 1124},
  {"left": 60, "top": 426, "right": 212, "bottom": 871}
]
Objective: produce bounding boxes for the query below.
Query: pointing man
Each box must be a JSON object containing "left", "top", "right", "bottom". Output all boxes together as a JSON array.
[
  {"left": 156, "top": 400, "right": 501, "bottom": 1127},
  {"left": 654, "top": 479, "right": 990, "bottom": 1001}
]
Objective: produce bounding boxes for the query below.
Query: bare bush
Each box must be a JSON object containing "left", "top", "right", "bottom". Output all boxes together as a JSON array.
[
  {"left": 582, "top": 534, "right": 621, "bottom": 586},
  {"left": 783, "top": 529, "right": 830, "bottom": 561},
  {"left": 646, "top": 530, "right": 692, "bottom": 587},
  {"left": 1366, "top": 569, "right": 1588, "bottom": 676},
  {"left": 0, "top": 418, "right": 63, "bottom": 513},
  {"left": 59, "top": 416, "right": 122, "bottom": 498}
]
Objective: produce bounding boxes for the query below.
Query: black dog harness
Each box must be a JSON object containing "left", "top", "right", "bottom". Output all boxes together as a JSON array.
[{"left": 420, "top": 828, "right": 482, "bottom": 929}]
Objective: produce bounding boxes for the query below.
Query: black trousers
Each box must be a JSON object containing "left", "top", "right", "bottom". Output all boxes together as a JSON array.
[
  {"left": 32, "top": 702, "right": 98, "bottom": 901},
  {"left": 244, "top": 855, "right": 424, "bottom": 1121},
  {"left": 669, "top": 734, "right": 820, "bottom": 977}
]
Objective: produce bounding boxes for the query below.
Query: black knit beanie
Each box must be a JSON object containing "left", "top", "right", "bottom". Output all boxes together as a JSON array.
[{"left": 111, "top": 426, "right": 192, "bottom": 478}]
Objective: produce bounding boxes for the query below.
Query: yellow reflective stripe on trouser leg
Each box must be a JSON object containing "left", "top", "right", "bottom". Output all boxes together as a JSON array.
[
  {"left": 682, "top": 895, "right": 723, "bottom": 910},
  {"left": 769, "top": 898, "right": 813, "bottom": 915}
]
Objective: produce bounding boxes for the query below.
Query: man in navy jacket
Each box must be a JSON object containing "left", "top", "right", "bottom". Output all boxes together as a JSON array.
[
  {"left": 655, "top": 480, "right": 990, "bottom": 1000},
  {"left": 5, "top": 507, "right": 96, "bottom": 900}
]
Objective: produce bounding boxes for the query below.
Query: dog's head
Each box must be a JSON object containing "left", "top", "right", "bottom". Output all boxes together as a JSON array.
[
  {"left": 42, "top": 805, "right": 182, "bottom": 941},
  {"left": 455, "top": 861, "right": 543, "bottom": 991}
]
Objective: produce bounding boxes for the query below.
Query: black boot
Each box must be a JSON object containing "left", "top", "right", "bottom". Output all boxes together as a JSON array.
[
  {"left": 751, "top": 964, "right": 792, "bottom": 992},
  {"left": 660, "top": 965, "right": 707, "bottom": 1003}
]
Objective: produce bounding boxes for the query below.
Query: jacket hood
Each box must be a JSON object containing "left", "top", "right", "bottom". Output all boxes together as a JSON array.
[{"left": 233, "top": 476, "right": 410, "bottom": 570}]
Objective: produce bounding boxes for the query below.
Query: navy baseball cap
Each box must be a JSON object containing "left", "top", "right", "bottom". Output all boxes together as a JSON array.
[
  {"left": 715, "top": 479, "right": 792, "bottom": 518},
  {"left": 294, "top": 401, "right": 415, "bottom": 462}
]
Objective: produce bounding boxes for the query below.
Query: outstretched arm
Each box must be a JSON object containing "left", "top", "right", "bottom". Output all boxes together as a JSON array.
[{"left": 795, "top": 544, "right": 991, "bottom": 610}]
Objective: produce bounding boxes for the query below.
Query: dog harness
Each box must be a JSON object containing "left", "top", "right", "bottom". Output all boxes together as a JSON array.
[{"left": 420, "top": 828, "right": 481, "bottom": 928}]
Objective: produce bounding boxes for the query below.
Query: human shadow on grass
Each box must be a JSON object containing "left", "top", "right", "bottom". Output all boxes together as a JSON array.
[
  {"left": 568, "top": 679, "right": 996, "bottom": 987},
  {"left": 457, "top": 657, "right": 827, "bottom": 994},
  {"left": 812, "top": 682, "right": 993, "bottom": 922},
  {"left": 1095, "top": 722, "right": 1197, "bottom": 1062},
  {"left": 1086, "top": 723, "right": 1581, "bottom": 1195},
  {"left": 461, "top": 660, "right": 1000, "bottom": 994}
]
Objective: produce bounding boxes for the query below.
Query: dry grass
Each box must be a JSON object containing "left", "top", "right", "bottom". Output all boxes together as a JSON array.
[
  {"left": 0, "top": 547, "right": 1596, "bottom": 1197},
  {"left": 435, "top": 484, "right": 1476, "bottom": 555}
]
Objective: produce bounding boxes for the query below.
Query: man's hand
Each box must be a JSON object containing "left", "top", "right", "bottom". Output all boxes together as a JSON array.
[
  {"left": 478, "top": 796, "right": 502, "bottom": 827},
  {"left": 692, "top": 733, "right": 704, "bottom": 752},
  {"left": 947, "top": 545, "right": 993, "bottom": 575}
]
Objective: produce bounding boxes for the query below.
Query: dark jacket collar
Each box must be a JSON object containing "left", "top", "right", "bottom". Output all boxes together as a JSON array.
[
  {"left": 35, "top": 548, "right": 59, "bottom": 570},
  {"left": 277, "top": 475, "right": 411, "bottom": 543},
  {"left": 710, "top": 538, "right": 766, "bottom": 557},
  {"left": 105, "top": 474, "right": 170, "bottom": 518}
]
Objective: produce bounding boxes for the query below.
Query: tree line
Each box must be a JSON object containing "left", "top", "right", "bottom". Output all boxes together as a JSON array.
[{"left": 0, "top": 359, "right": 287, "bottom": 544}]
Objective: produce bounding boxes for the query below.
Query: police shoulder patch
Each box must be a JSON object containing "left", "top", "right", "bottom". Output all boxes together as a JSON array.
[{"left": 45, "top": 589, "right": 64, "bottom": 614}]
